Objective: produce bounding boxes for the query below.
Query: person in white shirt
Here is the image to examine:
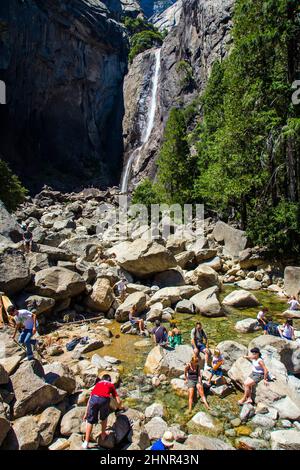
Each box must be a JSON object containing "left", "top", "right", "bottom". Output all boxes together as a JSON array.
[
  {"left": 238, "top": 348, "right": 269, "bottom": 405},
  {"left": 257, "top": 307, "right": 268, "bottom": 334},
  {"left": 278, "top": 319, "right": 295, "bottom": 341},
  {"left": 287, "top": 296, "right": 300, "bottom": 311},
  {"left": 8, "top": 306, "right": 37, "bottom": 360},
  {"left": 114, "top": 277, "right": 127, "bottom": 303}
]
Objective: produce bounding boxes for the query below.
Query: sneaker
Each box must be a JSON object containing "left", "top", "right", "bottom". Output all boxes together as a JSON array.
[
  {"left": 204, "top": 363, "right": 210, "bottom": 370},
  {"left": 82, "top": 441, "right": 89, "bottom": 450}
]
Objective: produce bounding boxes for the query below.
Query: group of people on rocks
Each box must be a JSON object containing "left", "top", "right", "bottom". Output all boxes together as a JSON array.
[{"left": 256, "top": 297, "right": 298, "bottom": 341}]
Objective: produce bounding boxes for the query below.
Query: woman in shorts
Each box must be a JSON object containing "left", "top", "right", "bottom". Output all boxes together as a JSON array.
[
  {"left": 238, "top": 347, "right": 269, "bottom": 405},
  {"left": 184, "top": 352, "right": 210, "bottom": 411}
]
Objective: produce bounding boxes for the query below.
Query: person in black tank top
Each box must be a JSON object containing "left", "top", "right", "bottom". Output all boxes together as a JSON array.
[{"left": 184, "top": 353, "right": 210, "bottom": 412}]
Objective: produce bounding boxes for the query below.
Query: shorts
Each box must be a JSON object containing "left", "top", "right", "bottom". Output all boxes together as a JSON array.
[
  {"left": 187, "top": 379, "right": 198, "bottom": 389},
  {"left": 249, "top": 372, "right": 264, "bottom": 384},
  {"left": 130, "top": 319, "right": 138, "bottom": 325},
  {"left": 86, "top": 395, "right": 110, "bottom": 424},
  {"left": 211, "top": 368, "right": 223, "bottom": 377},
  {"left": 257, "top": 320, "right": 267, "bottom": 331},
  {"left": 195, "top": 342, "right": 206, "bottom": 353}
]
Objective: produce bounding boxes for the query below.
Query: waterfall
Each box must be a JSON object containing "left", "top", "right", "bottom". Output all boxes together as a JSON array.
[{"left": 120, "top": 48, "right": 161, "bottom": 194}]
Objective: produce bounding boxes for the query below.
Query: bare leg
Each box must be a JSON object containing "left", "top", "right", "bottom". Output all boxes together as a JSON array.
[
  {"left": 85, "top": 423, "right": 93, "bottom": 444},
  {"left": 101, "top": 419, "right": 108, "bottom": 440},
  {"left": 197, "top": 383, "right": 210, "bottom": 410},
  {"left": 188, "top": 387, "right": 194, "bottom": 412},
  {"left": 239, "top": 379, "right": 255, "bottom": 404},
  {"left": 139, "top": 320, "right": 145, "bottom": 332}
]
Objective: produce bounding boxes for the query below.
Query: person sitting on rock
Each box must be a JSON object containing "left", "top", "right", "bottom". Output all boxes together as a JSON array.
[
  {"left": 238, "top": 347, "right": 269, "bottom": 405},
  {"left": 129, "top": 305, "right": 145, "bottom": 335},
  {"left": 82, "top": 374, "right": 122, "bottom": 449},
  {"left": 151, "top": 320, "right": 168, "bottom": 346},
  {"left": 207, "top": 348, "right": 224, "bottom": 385},
  {"left": 8, "top": 305, "right": 37, "bottom": 360},
  {"left": 150, "top": 431, "right": 175, "bottom": 450},
  {"left": 256, "top": 307, "right": 268, "bottom": 334},
  {"left": 287, "top": 296, "right": 300, "bottom": 311},
  {"left": 168, "top": 326, "right": 182, "bottom": 348},
  {"left": 184, "top": 352, "right": 210, "bottom": 412},
  {"left": 191, "top": 322, "right": 210, "bottom": 369},
  {"left": 278, "top": 319, "right": 295, "bottom": 341}
]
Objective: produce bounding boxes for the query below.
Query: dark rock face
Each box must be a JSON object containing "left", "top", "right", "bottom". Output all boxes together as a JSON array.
[{"left": 0, "top": 0, "right": 129, "bottom": 193}]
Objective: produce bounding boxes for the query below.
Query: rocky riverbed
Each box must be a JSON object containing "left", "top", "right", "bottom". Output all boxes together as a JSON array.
[{"left": 0, "top": 186, "right": 300, "bottom": 451}]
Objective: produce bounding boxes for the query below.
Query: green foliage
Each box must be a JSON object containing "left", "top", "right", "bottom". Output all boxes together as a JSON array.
[
  {"left": 131, "top": 178, "right": 159, "bottom": 209},
  {"left": 155, "top": 108, "right": 198, "bottom": 205},
  {"left": 192, "top": 0, "right": 300, "bottom": 251},
  {"left": 0, "top": 159, "right": 28, "bottom": 212},
  {"left": 123, "top": 17, "right": 156, "bottom": 36},
  {"left": 176, "top": 60, "right": 194, "bottom": 90},
  {"left": 128, "top": 30, "right": 163, "bottom": 63}
]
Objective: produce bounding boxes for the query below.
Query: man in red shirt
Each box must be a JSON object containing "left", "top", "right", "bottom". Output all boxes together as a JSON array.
[{"left": 82, "top": 374, "right": 122, "bottom": 449}]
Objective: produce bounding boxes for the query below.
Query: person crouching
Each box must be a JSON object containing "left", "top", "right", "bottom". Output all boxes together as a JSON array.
[{"left": 82, "top": 374, "right": 122, "bottom": 449}]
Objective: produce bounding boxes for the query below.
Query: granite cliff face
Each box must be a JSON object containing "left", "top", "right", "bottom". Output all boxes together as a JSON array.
[
  {"left": 140, "top": 0, "right": 177, "bottom": 18},
  {"left": 0, "top": 0, "right": 130, "bottom": 193},
  {"left": 121, "top": 0, "right": 234, "bottom": 189}
]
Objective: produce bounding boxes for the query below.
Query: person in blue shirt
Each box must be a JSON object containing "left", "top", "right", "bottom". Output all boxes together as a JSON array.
[{"left": 151, "top": 431, "right": 175, "bottom": 450}]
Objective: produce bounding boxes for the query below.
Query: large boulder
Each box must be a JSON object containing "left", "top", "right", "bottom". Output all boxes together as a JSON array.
[
  {"left": 4, "top": 416, "right": 40, "bottom": 450},
  {"left": 60, "top": 407, "right": 86, "bottom": 436},
  {"left": 236, "top": 279, "right": 261, "bottom": 290},
  {"left": 0, "top": 328, "right": 24, "bottom": 359},
  {"left": 0, "top": 248, "right": 31, "bottom": 295},
  {"left": 38, "top": 406, "right": 62, "bottom": 447},
  {"left": 149, "top": 285, "right": 200, "bottom": 307},
  {"left": 235, "top": 318, "right": 260, "bottom": 333},
  {"left": 34, "top": 267, "right": 86, "bottom": 300},
  {"left": 85, "top": 277, "right": 114, "bottom": 312},
  {"left": 271, "top": 430, "right": 300, "bottom": 450},
  {"left": 284, "top": 266, "right": 300, "bottom": 297},
  {"left": 0, "top": 363, "right": 9, "bottom": 384},
  {"left": 44, "top": 362, "right": 76, "bottom": 394},
  {"left": 97, "top": 413, "right": 132, "bottom": 449},
  {"left": 0, "top": 414, "right": 11, "bottom": 446},
  {"left": 11, "top": 361, "right": 66, "bottom": 418},
  {"left": 153, "top": 269, "right": 185, "bottom": 288},
  {"left": 185, "top": 265, "right": 219, "bottom": 289},
  {"left": 228, "top": 357, "right": 252, "bottom": 389},
  {"left": 144, "top": 417, "right": 168, "bottom": 441},
  {"left": 111, "top": 239, "right": 177, "bottom": 277},
  {"left": 115, "top": 291, "right": 147, "bottom": 322},
  {"left": 212, "top": 221, "right": 248, "bottom": 259},
  {"left": 190, "top": 286, "right": 223, "bottom": 317},
  {"left": 0, "top": 201, "right": 23, "bottom": 242},
  {"left": 217, "top": 341, "right": 248, "bottom": 372},
  {"left": 249, "top": 335, "right": 300, "bottom": 374},
  {"left": 170, "top": 378, "right": 189, "bottom": 397},
  {"left": 222, "top": 289, "right": 259, "bottom": 308},
  {"left": 144, "top": 345, "right": 193, "bottom": 377},
  {"left": 24, "top": 295, "right": 55, "bottom": 315}
]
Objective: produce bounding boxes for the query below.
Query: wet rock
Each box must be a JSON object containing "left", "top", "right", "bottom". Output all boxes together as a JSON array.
[
  {"left": 236, "top": 437, "right": 269, "bottom": 450},
  {"left": 284, "top": 266, "right": 300, "bottom": 297},
  {"left": 210, "top": 384, "right": 232, "bottom": 398},
  {"left": 38, "top": 406, "right": 62, "bottom": 446},
  {"left": 236, "top": 279, "right": 262, "bottom": 290},
  {"left": 251, "top": 415, "right": 275, "bottom": 429},
  {"left": 240, "top": 403, "right": 255, "bottom": 422},
  {"left": 271, "top": 429, "right": 300, "bottom": 450},
  {"left": 223, "top": 289, "right": 259, "bottom": 308},
  {"left": 190, "top": 412, "right": 220, "bottom": 430},
  {"left": 184, "top": 434, "right": 235, "bottom": 450}
]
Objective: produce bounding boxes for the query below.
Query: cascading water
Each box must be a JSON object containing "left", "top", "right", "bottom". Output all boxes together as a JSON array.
[{"left": 120, "top": 48, "right": 161, "bottom": 194}]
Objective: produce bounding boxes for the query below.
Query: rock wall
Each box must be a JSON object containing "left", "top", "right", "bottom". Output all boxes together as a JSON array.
[
  {"left": 122, "top": 0, "right": 234, "bottom": 188},
  {"left": 0, "top": 0, "right": 129, "bottom": 193}
]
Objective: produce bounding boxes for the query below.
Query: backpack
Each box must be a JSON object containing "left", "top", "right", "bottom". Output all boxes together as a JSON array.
[
  {"left": 266, "top": 321, "right": 280, "bottom": 337},
  {"left": 66, "top": 338, "right": 81, "bottom": 351}
]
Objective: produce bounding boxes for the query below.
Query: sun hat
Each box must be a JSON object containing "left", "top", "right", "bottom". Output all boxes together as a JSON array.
[{"left": 161, "top": 431, "right": 175, "bottom": 447}]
